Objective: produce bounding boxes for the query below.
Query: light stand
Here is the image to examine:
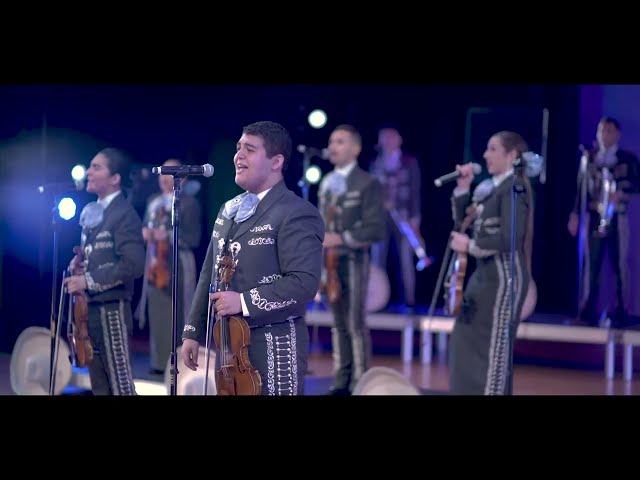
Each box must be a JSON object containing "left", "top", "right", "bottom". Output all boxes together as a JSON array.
[
  {"left": 297, "top": 150, "right": 323, "bottom": 356},
  {"left": 577, "top": 149, "right": 589, "bottom": 318},
  {"left": 298, "top": 151, "right": 312, "bottom": 202}
]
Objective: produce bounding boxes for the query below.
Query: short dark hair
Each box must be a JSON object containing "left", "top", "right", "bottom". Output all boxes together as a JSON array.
[
  {"left": 599, "top": 116, "right": 621, "bottom": 131},
  {"left": 333, "top": 124, "right": 362, "bottom": 147},
  {"left": 242, "top": 121, "right": 292, "bottom": 173},
  {"left": 98, "top": 147, "right": 132, "bottom": 188}
]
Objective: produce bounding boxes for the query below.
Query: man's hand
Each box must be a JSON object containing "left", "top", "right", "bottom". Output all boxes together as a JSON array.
[
  {"left": 567, "top": 212, "right": 579, "bottom": 237},
  {"left": 69, "top": 254, "right": 85, "bottom": 274},
  {"left": 450, "top": 232, "right": 470, "bottom": 253},
  {"left": 210, "top": 291, "right": 242, "bottom": 317},
  {"left": 323, "top": 232, "right": 343, "bottom": 248},
  {"left": 63, "top": 274, "right": 87, "bottom": 294},
  {"left": 181, "top": 339, "right": 200, "bottom": 371}
]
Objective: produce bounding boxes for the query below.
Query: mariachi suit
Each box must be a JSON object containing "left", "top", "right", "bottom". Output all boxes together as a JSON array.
[
  {"left": 318, "top": 165, "right": 386, "bottom": 392},
  {"left": 370, "top": 152, "right": 422, "bottom": 306},
  {"left": 572, "top": 147, "right": 640, "bottom": 324},
  {"left": 448, "top": 171, "right": 531, "bottom": 395},
  {"left": 79, "top": 191, "right": 146, "bottom": 395},
  {"left": 183, "top": 180, "right": 324, "bottom": 395},
  {"left": 142, "top": 192, "right": 202, "bottom": 372}
]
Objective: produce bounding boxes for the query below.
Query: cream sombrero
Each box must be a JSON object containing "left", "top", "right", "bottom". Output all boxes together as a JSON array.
[
  {"left": 10, "top": 326, "right": 73, "bottom": 395},
  {"left": 352, "top": 366, "right": 421, "bottom": 395}
]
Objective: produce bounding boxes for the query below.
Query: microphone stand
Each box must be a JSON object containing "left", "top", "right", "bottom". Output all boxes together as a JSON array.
[
  {"left": 48, "top": 193, "right": 61, "bottom": 395},
  {"left": 168, "top": 175, "right": 183, "bottom": 396},
  {"left": 506, "top": 163, "right": 527, "bottom": 395}
]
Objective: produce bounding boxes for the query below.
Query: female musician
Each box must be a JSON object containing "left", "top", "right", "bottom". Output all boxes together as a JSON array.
[
  {"left": 63, "top": 147, "right": 145, "bottom": 395},
  {"left": 448, "top": 131, "right": 534, "bottom": 395},
  {"left": 141, "top": 159, "right": 202, "bottom": 375}
]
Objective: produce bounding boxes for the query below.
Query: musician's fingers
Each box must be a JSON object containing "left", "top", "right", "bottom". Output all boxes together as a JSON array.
[{"left": 183, "top": 348, "right": 197, "bottom": 371}]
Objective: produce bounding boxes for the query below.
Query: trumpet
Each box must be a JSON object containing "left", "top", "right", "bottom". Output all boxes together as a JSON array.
[
  {"left": 388, "top": 209, "right": 434, "bottom": 271},
  {"left": 596, "top": 166, "right": 617, "bottom": 237}
]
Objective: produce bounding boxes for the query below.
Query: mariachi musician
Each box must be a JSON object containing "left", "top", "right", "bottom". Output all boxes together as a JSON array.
[
  {"left": 63, "top": 147, "right": 145, "bottom": 395},
  {"left": 447, "top": 131, "right": 535, "bottom": 395},
  {"left": 568, "top": 116, "right": 640, "bottom": 327},
  {"left": 318, "top": 124, "right": 386, "bottom": 395},
  {"left": 369, "top": 124, "right": 423, "bottom": 311},
  {"left": 140, "top": 159, "right": 202, "bottom": 375}
]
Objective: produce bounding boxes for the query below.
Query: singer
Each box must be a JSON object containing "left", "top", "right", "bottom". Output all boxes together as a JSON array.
[
  {"left": 447, "top": 131, "right": 535, "bottom": 395},
  {"left": 181, "top": 121, "right": 324, "bottom": 395}
]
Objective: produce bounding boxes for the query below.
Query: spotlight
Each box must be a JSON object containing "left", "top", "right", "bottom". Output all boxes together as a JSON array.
[
  {"left": 308, "top": 109, "right": 327, "bottom": 129},
  {"left": 71, "top": 164, "right": 86, "bottom": 182},
  {"left": 304, "top": 165, "right": 322, "bottom": 185},
  {"left": 57, "top": 197, "right": 77, "bottom": 221}
]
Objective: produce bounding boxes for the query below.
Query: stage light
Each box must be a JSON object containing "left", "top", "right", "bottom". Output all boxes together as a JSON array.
[
  {"left": 304, "top": 165, "right": 322, "bottom": 185},
  {"left": 71, "top": 164, "right": 86, "bottom": 182},
  {"left": 308, "top": 109, "right": 327, "bottom": 129},
  {"left": 57, "top": 197, "right": 77, "bottom": 221}
]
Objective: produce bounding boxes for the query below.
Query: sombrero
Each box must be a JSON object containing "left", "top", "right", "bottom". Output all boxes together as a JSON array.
[
  {"left": 164, "top": 345, "right": 217, "bottom": 395},
  {"left": 352, "top": 366, "right": 421, "bottom": 395},
  {"left": 10, "top": 326, "right": 73, "bottom": 395}
]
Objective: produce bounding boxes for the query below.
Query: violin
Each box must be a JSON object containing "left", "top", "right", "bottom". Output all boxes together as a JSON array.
[
  {"left": 443, "top": 208, "right": 477, "bottom": 317},
  {"left": 212, "top": 255, "right": 262, "bottom": 395},
  {"left": 322, "top": 204, "right": 341, "bottom": 304},
  {"left": 147, "top": 204, "right": 170, "bottom": 289},
  {"left": 67, "top": 245, "right": 93, "bottom": 367}
]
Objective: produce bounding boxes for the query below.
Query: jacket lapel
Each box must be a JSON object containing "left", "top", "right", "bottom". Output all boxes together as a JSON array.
[{"left": 231, "top": 181, "right": 287, "bottom": 240}]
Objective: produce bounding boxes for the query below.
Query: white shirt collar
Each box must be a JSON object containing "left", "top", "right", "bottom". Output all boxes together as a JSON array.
[
  {"left": 335, "top": 160, "right": 357, "bottom": 177},
  {"left": 255, "top": 188, "right": 271, "bottom": 201},
  {"left": 492, "top": 168, "right": 514, "bottom": 188},
  {"left": 97, "top": 190, "right": 121, "bottom": 209}
]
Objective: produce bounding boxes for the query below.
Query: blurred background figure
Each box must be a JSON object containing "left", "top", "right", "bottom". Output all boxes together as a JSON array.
[
  {"left": 369, "top": 125, "right": 422, "bottom": 312},
  {"left": 568, "top": 117, "right": 640, "bottom": 328},
  {"left": 138, "top": 159, "right": 202, "bottom": 376},
  {"left": 319, "top": 124, "right": 386, "bottom": 395}
]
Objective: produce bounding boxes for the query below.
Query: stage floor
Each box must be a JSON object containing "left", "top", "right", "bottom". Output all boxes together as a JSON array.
[{"left": 3, "top": 346, "right": 640, "bottom": 395}]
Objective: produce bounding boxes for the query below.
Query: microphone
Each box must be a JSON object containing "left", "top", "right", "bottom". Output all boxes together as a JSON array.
[
  {"left": 152, "top": 163, "right": 214, "bottom": 177},
  {"left": 434, "top": 163, "right": 482, "bottom": 187},
  {"left": 516, "top": 151, "right": 544, "bottom": 178},
  {"left": 297, "top": 144, "right": 329, "bottom": 160}
]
